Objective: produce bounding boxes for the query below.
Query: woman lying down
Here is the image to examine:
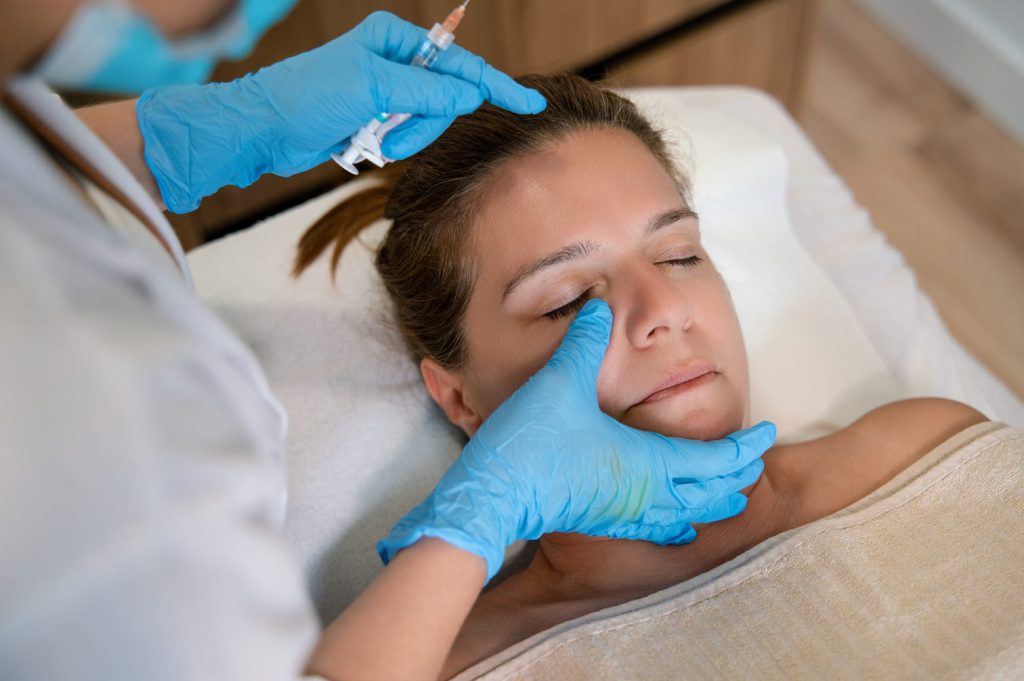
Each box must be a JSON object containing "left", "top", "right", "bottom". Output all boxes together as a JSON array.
[{"left": 296, "top": 75, "right": 989, "bottom": 678}]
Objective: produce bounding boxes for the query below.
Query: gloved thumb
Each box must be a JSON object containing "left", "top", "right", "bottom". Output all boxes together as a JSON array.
[
  {"left": 544, "top": 299, "right": 612, "bottom": 393},
  {"left": 381, "top": 114, "right": 456, "bottom": 160}
]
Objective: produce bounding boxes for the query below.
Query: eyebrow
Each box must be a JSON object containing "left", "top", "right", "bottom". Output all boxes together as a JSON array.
[
  {"left": 646, "top": 207, "right": 698, "bottom": 235},
  {"left": 501, "top": 207, "right": 699, "bottom": 302},
  {"left": 502, "top": 240, "right": 599, "bottom": 301}
]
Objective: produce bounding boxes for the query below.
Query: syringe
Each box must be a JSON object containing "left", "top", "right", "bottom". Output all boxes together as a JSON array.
[{"left": 332, "top": 0, "right": 471, "bottom": 174}]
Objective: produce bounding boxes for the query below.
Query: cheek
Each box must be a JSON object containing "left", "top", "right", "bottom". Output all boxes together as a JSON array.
[
  {"left": 714, "top": 282, "right": 750, "bottom": 407},
  {"left": 462, "top": 309, "right": 565, "bottom": 418},
  {"left": 696, "top": 271, "right": 750, "bottom": 394},
  {"left": 695, "top": 280, "right": 751, "bottom": 431},
  {"left": 594, "top": 345, "right": 621, "bottom": 415}
]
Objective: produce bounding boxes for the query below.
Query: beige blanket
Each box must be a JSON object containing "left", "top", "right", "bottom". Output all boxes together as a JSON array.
[{"left": 456, "top": 422, "right": 1024, "bottom": 680}]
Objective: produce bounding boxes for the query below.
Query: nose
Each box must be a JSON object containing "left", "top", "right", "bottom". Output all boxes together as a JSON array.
[{"left": 610, "top": 260, "right": 694, "bottom": 349}]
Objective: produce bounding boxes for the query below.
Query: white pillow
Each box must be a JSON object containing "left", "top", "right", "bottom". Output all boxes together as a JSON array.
[{"left": 188, "top": 91, "right": 903, "bottom": 623}]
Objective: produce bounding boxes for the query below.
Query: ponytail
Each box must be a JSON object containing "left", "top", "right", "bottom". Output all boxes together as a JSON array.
[{"left": 292, "top": 164, "right": 404, "bottom": 279}]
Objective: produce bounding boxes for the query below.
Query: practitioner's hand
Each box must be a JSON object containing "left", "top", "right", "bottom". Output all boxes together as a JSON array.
[
  {"left": 136, "top": 11, "right": 546, "bottom": 213},
  {"left": 379, "top": 299, "right": 776, "bottom": 581}
]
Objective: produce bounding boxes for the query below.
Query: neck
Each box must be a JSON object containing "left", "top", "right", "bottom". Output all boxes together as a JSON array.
[{"left": 528, "top": 452, "right": 797, "bottom": 599}]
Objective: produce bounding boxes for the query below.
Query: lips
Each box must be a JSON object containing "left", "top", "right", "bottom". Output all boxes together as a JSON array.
[{"left": 637, "top": 362, "right": 718, "bottom": 406}]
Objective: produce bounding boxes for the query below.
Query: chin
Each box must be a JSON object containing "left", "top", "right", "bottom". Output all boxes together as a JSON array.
[{"left": 622, "top": 400, "right": 746, "bottom": 441}]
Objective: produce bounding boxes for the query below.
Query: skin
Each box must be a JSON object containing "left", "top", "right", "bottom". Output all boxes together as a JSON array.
[{"left": 418, "top": 128, "right": 987, "bottom": 678}]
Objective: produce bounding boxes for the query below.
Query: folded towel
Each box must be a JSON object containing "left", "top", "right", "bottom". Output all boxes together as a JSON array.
[{"left": 457, "top": 422, "right": 1024, "bottom": 680}]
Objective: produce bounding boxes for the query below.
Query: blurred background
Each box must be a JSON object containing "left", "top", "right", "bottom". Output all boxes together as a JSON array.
[{"left": 143, "top": 0, "right": 1022, "bottom": 398}]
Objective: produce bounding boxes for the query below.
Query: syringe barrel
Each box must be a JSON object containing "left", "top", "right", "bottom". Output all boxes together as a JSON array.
[
  {"left": 416, "top": 22, "right": 455, "bottom": 65},
  {"left": 427, "top": 23, "right": 455, "bottom": 50},
  {"left": 412, "top": 42, "right": 442, "bottom": 68}
]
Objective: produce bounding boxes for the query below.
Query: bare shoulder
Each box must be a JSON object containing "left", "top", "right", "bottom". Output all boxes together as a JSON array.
[
  {"left": 843, "top": 398, "right": 988, "bottom": 454},
  {"left": 793, "top": 398, "right": 988, "bottom": 519}
]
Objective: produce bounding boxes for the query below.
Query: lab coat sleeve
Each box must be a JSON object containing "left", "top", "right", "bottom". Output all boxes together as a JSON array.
[{"left": 0, "top": 192, "right": 320, "bottom": 679}]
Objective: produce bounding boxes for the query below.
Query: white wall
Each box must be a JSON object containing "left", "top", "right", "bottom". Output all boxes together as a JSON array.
[{"left": 856, "top": 0, "right": 1024, "bottom": 145}]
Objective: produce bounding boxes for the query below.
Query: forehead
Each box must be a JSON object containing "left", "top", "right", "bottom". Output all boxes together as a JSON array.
[{"left": 469, "top": 127, "right": 685, "bottom": 269}]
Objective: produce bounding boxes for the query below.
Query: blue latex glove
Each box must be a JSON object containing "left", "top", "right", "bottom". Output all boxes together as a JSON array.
[
  {"left": 378, "top": 300, "right": 776, "bottom": 581},
  {"left": 136, "top": 11, "right": 546, "bottom": 213}
]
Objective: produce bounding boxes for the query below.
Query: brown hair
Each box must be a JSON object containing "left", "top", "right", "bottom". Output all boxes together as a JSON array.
[{"left": 293, "top": 74, "right": 689, "bottom": 370}]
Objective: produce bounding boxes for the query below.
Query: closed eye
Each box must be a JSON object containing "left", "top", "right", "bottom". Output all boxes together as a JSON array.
[
  {"left": 543, "top": 288, "right": 593, "bottom": 320},
  {"left": 659, "top": 255, "right": 702, "bottom": 268},
  {"left": 542, "top": 257, "right": 700, "bottom": 321}
]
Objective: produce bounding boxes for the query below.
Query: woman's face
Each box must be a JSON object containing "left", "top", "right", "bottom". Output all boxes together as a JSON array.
[{"left": 429, "top": 127, "right": 749, "bottom": 441}]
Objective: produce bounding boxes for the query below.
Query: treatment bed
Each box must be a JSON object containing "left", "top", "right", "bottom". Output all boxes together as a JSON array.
[{"left": 187, "top": 87, "right": 1024, "bottom": 678}]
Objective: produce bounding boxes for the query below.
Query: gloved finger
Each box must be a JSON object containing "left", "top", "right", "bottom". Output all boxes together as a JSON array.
[
  {"left": 659, "top": 420, "right": 776, "bottom": 480},
  {"left": 708, "top": 421, "right": 777, "bottom": 465},
  {"left": 433, "top": 44, "right": 546, "bottom": 114},
  {"left": 353, "top": 11, "right": 427, "bottom": 61},
  {"left": 604, "top": 520, "right": 697, "bottom": 545},
  {"left": 374, "top": 58, "right": 485, "bottom": 118},
  {"left": 671, "top": 458, "right": 765, "bottom": 509},
  {"left": 543, "top": 299, "right": 612, "bottom": 393},
  {"left": 687, "top": 492, "right": 750, "bottom": 524},
  {"left": 381, "top": 114, "right": 456, "bottom": 160},
  {"left": 354, "top": 12, "right": 545, "bottom": 115}
]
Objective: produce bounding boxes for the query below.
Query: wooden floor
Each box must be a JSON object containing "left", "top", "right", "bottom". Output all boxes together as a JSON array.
[{"left": 798, "top": 0, "right": 1024, "bottom": 400}]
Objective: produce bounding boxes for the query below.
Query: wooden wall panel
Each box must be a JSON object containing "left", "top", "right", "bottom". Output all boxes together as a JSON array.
[
  {"left": 212, "top": 0, "right": 726, "bottom": 80},
  {"left": 607, "top": 0, "right": 819, "bottom": 112}
]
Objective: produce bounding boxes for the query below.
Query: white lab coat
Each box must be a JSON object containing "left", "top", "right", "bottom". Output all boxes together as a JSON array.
[{"left": 0, "top": 79, "right": 321, "bottom": 680}]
